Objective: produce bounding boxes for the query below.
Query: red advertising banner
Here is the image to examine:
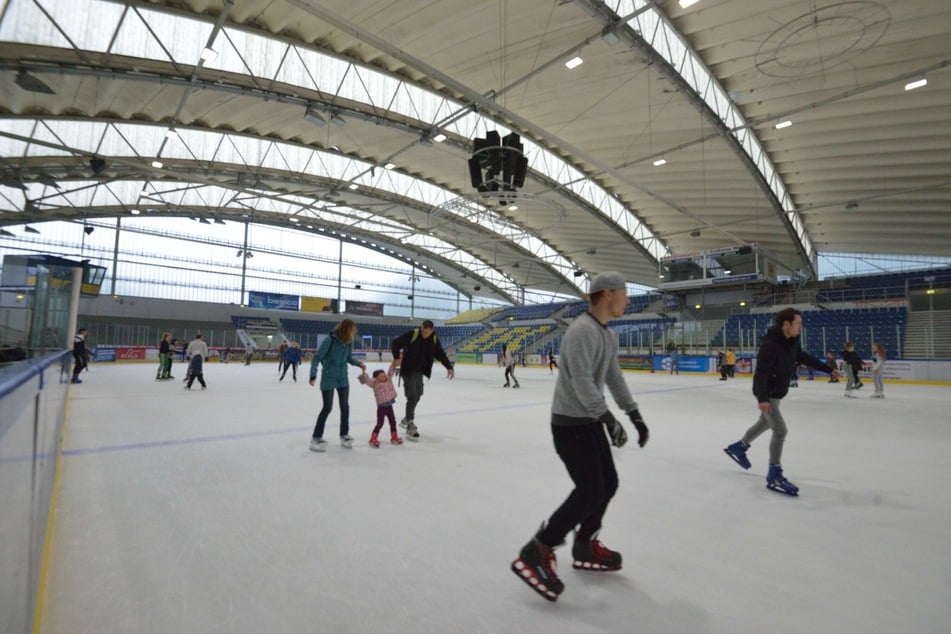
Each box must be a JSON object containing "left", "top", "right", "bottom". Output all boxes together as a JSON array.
[{"left": 115, "top": 347, "right": 147, "bottom": 360}]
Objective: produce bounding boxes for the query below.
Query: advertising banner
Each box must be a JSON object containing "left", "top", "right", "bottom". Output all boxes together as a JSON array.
[
  {"left": 115, "top": 347, "right": 146, "bottom": 361},
  {"left": 619, "top": 355, "right": 655, "bottom": 371},
  {"left": 653, "top": 355, "right": 714, "bottom": 373},
  {"left": 248, "top": 291, "right": 300, "bottom": 311},
  {"left": 346, "top": 300, "right": 384, "bottom": 317},
  {"left": 92, "top": 347, "right": 116, "bottom": 362},
  {"left": 301, "top": 296, "right": 339, "bottom": 314}
]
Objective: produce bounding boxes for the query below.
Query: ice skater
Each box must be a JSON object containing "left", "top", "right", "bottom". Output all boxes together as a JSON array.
[
  {"left": 501, "top": 343, "right": 520, "bottom": 388},
  {"left": 548, "top": 346, "right": 558, "bottom": 373},
  {"left": 842, "top": 342, "right": 864, "bottom": 398},
  {"left": 280, "top": 341, "right": 302, "bottom": 382},
  {"left": 389, "top": 319, "right": 454, "bottom": 441},
  {"left": 511, "top": 272, "right": 649, "bottom": 602},
  {"left": 359, "top": 368, "right": 403, "bottom": 447},
  {"left": 871, "top": 342, "right": 886, "bottom": 398},
  {"left": 723, "top": 308, "right": 839, "bottom": 496},
  {"left": 71, "top": 327, "right": 88, "bottom": 384},
  {"left": 308, "top": 319, "right": 366, "bottom": 451},
  {"left": 184, "top": 334, "right": 208, "bottom": 390}
]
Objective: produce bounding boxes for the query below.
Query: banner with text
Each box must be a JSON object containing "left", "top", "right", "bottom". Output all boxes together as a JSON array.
[
  {"left": 248, "top": 291, "right": 300, "bottom": 311},
  {"left": 346, "top": 300, "right": 384, "bottom": 317},
  {"left": 301, "top": 296, "right": 339, "bottom": 314}
]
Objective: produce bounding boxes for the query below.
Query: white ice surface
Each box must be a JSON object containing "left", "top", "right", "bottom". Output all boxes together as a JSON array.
[{"left": 40, "top": 362, "right": 951, "bottom": 634}]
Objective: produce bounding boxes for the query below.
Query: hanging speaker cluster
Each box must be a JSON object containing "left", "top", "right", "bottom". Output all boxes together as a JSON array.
[{"left": 467, "top": 131, "right": 528, "bottom": 204}]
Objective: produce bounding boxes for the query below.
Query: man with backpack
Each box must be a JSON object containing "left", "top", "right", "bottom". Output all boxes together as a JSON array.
[{"left": 389, "top": 320, "right": 454, "bottom": 441}]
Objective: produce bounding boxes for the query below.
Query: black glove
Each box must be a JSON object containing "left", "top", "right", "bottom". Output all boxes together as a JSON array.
[
  {"left": 628, "top": 409, "right": 649, "bottom": 448},
  {"left": 599, "top": 411, "right": 628, "bottom": 448}
]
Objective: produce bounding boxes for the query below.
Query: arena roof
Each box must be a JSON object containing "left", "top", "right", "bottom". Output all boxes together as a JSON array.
[{"left": 2, "top": 0, "right": 950, "bottom": 303}]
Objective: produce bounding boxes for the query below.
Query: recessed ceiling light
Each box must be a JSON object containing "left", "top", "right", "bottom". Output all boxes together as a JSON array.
[
  {"left": 904, "top": 78, "right": 927, "bottom": 91},
  {"left": 151, "top": 160, "right": 163, "bottom": 168},
  {"left": 653, "top": 158, "right": 667, "bottom": 167},
  {"left": 775, "top": 120, "right": 792, "bottom": 129},
  {"left": 130, "top": 209, "right": 140, "bottom": 215},
  {"left": 565, "top": 56, "right": 584, "bottom": 70},
  {"left": 508, "top": 204, "right": 518, "bottom": 211},
  {"left": 433, "top": 133, "right": 447, "bottom": 143},
  {"left": 384, "top": 162, "right": 396, "bottom": 170},
  {"left": 348, "top": 183, "right": 359, "bottom": 190}
]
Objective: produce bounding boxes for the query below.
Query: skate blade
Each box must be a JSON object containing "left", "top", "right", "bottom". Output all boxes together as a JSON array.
[
  {"left": 723, "top": 449, "right": 751, "bottom": 470},
  {"left": 766, "top": 483, "right": 799, "bottom": 496},
  {"left": 572, "top": 561, "right": 622, "bottom": 572},
  {"left": 510, "top": 560, "right": 560, "bottom": 602}
]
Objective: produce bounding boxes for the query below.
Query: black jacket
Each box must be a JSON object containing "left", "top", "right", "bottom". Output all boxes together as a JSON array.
[
  {"left": 842, "top": 349, "right": 864, "bottom": 375},
  {"left": 391, "top": 328, "right": 453, "bottom": 378},
  {"left": 753, "top": 326, "right": 832, "bottom": 403}
]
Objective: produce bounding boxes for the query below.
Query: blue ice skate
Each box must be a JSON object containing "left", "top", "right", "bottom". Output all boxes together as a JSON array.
[
  {"left": 723, "top": 440, "right": 751, "bottom": 470},
  {"left": 766, "top": 465, "right": 799, "bottom": 496}
]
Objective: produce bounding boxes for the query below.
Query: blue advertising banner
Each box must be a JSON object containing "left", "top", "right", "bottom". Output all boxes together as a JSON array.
[
  {"left": 92, "top": 347, "right": 116, "bottom": 362},
  {"left": 248, "top": 291, "right": 300, "bottom": 311},
  {"left": 653, "top": 355, "right": 714, "bottom": 373}
]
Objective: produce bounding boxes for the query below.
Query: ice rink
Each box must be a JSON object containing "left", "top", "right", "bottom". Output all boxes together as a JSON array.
[{"left": 39, "top": 361, "right": 951, "bottom": 633}]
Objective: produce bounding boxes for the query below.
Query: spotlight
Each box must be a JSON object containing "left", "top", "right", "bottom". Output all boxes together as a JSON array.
[
  {"left": 84, "top": 226, "right": 94, "bottom": 235},
  {"left": 89, "top": 158, "right": 106, "bottom": 174},
  {"left": 473, "top": 285, "right": 481, "bottom": 291},
  {"left": 572, "top": 270, "right": 584, "bottom": 277},
  {"left": 690, "top": 229, "right": 701, "bottom": 238}
]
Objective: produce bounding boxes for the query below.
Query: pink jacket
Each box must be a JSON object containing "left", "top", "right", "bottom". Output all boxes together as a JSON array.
[{"left": 361, "top": 368, "right": 397, "bottom": 406}]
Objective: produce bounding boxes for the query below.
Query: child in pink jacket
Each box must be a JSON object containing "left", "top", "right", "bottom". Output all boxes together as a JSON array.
[{"left": 360, "top": 368, "right": 403, "bottom": 447}]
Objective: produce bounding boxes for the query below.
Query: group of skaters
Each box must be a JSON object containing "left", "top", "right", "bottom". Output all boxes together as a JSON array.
[
  {"left": 306, "top": 318, "right": 455, "bottom": 451},
  {"left": 510, "top": 272, "right": 894, "bottom": 604},
  {"left": 153, "top": 332, "right": 209, "bottom": 389}
]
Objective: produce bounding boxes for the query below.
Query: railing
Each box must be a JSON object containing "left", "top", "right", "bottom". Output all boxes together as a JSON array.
[{"left": 0, "top": 351, "right": 72, "bottom": 634}]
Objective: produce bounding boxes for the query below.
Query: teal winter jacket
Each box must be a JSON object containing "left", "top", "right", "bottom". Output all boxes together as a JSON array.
[{"left": 309, "top": 333, "right": 362, "bottom": 389}]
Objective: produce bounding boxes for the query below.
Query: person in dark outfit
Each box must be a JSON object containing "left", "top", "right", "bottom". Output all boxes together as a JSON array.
[
  {"left": 511, "top": 272, "right": 649, "bottom": 602},
  {"left": 156, "top": 332, "right": 172, "bottom": 380},
  {"left": 389, "top": 319, "right": 454, "bottom": 441},
  {"left": 842, "top": 341, "right": 865, "bottom": 398},
  {"left": 280, "top": 341, "right": 302, "bottom": 382},
  {"left": 71, "top": 327, "right": 88, "bottom": 383},
  {"left": 723, "top": 307, "right": 839, "bottom": 496}
]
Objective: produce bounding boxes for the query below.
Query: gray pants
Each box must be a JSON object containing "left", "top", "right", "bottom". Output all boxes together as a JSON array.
[
  {"left": 872, "top": 366, "right": 884, "bottom": 395},
  {"left": 844, "top": 365, "right": 858, "bottom": 393},
  {"left": 741, "top": 398, "right": 787, "bottom": 465},
  {"left": 402, "top": 371, "right": 425, "bottom": 421}
]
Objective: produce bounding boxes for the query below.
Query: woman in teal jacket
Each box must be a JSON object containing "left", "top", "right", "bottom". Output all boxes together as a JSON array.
[{"left": 308, "top": 319, "right": 366, "bottom": 451}]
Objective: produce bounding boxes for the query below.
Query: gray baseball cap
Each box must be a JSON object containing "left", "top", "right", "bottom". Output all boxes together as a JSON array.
[{"left": 587, "top": 271, "right": 626, "bottom": 295}]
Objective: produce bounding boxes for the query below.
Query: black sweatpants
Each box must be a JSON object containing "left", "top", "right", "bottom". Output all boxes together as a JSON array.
[{"left": 538, "top": 420, "right": 618, "bottom": 547}]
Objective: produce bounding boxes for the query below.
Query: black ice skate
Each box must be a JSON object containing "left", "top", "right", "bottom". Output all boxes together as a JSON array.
[
  {"left": 572, "top": 532, "right": 622, "bottom": 571},
  {"left": 511, "top": 537, "right": 564, "bottom": 602}
]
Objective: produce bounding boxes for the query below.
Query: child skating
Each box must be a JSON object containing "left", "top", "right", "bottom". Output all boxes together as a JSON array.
[{"left": 359, "top": 368, "right": 403, "bottom": 447}]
